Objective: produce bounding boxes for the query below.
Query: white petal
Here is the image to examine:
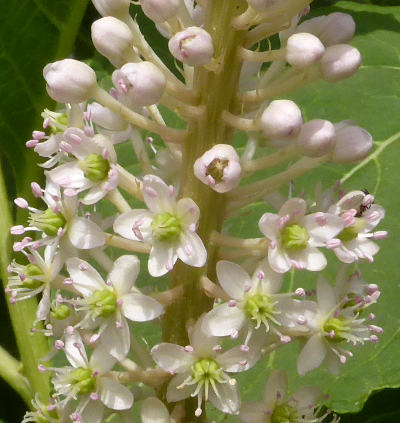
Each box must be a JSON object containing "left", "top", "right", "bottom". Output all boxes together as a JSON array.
[
  {"left": 216, "top": 261, "right": 250, "bottom": 300},
  {"left": 279, "top": 198, "right": 306, "bottom": 218},
  {"left": 202, "top": 304, "right": 246, "bottom": 337},
  {"left": 143, "top": 175, "right": 176, "bottom": 213},
  {"left": 357, "top": 238, "right": 380, "bottom": 258},
  {"left": 151, "top": 343, "right": 194, "bottom": 373},
  {"left": 81, "top": 399, "right": 104, "bottom": 423},
  {"left": 291, "top": 386, "right": 320, "bottom": 409},
  {"left": 36, "top": 285, "right": 51, "bottom": 321},
  {"left": 90, "top": 344, "right": 117, "bottom": 375},
  {"left": 109, "top": 255, "right": 140, "bottom": 296},
  {"left": 166, "top": 372, "right": 195, "bottom": 402},
  {"left": 176, "top": 198, "right": 200, "bottom": 226},
  {"left": 364, "top": 204, "right": 385, "bottom": 231},
  {"left": 297, "top": 334, "right": 327, "bottom": 376},
  {"left": 218, "top": 345, "right": 256, "bottom": 373},
  {"left": 316, "top": 277, "right": 336, "bottom": 313},
  {"left": 66, "top": 257, "right": 105, "bottom": 296},
  {"left": 177, "top": 231, "right": 207, "bottom": 268},
  {"left": 258, "top": 213, "right": 280, "bottom": 240},
  {"left": 99, "top": 376, "right": 133, "bottom": 410},
  {"left": 263, "top": 369, "right": 287, "bottom": 409},
  {"left": 141, "top": 397, "right": 170, "bottom": 423},
  {"left": 189, "top": 316, "right": 219, "bottom": 356},
  {"left": 302, "top": 213, "right": 343, "bottom": 244},
  {"left": 64, "top": 330, "right": 88, "bottom": 368},
  {"left": 148, "top": 242, "right": 178, "bottom": 277},
  {"left": 268, "top": 246, "right": 291, "bottom": 273},
  {"left": 324, "top": 349, "right": 340, "bottom": 375},
  {"left": 333, "top": 245, "right": 357, "bottom": 263},
  {"left": 239, "top": 402, "right": 268, "bottom": 423},
  {"left": 209, "top": 380, "right": 240, "bottom": 415},
  {"left": 68, "top": 217, "right": 105, "bottom": 249},
  {"left": 81, "top": 185, "right": 107, "bottom": 205},
  {"left": 113, "top": 209, "right": 153, "bottom": 241},
  {"left": 100, "top": 316, "right": 130, "bottom": 361},
  {"left": 257, "top": 261, "right": 283, "bottom": 295},
  {"left": 290, "top": 247, "right": 327, "bottom": 271},
  {"left": 121, "top": 293, "right": 164, "bottom": 322},
  {"left": 47, "top": 162, "right": 89, "bottom": 189},
  {"left": 336, "top": 190, "right": 364, "bottom": 210}
]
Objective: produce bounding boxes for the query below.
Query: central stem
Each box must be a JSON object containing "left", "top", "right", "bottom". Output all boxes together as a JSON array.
[{"left": 161, "top": 0, "right": 247, "bottom": 418}]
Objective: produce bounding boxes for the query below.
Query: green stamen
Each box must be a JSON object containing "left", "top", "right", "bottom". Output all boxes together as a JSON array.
[
  {"left": 151, "top": 212, "right": 182, "bottom": 242},
  {"left": 88, "top": 289, "right": 117, "bottom": 318},
  {"left": 69, "top": 367, "right": 96, "bottom": 395},
  {"left": 281, "top": 224, "right": 309, "bottom": 251},
  {"left": 244, "top": 294, "right": 275, "bottom": 329},
  {"left": 337, "top": 218, "right": 366, "bottom": 242},
  {"left": 31, "top": 208, "right": 66, "bottom": 236},
  {"left": 271, "top": 403, "right": 299, "bottom": 423},
  {"left": 23, "top": 264, "right": 44, "bottom": 290},
  {"left": 324, "top": 316, "right": 350, "bottom": 342},
  {"left": 78, "top": 153, "right": 110, "bottom": 182},
  {"left": 51, "top": 304, "right": 71, "bottom": 320}
]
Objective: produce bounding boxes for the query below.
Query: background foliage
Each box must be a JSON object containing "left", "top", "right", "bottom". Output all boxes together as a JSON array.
[{"left": 0, "top": 0, "right": 399, "bottom": 422}]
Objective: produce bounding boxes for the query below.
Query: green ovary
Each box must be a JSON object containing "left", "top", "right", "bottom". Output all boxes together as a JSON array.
[
  {"left": 151, "top": 212, "right": 182, "bottom": 242},
  {"left": 31, "top": 208, "right": 66, "bottom": 236},
  {"left": 244, "top": 294, "right": 275, "bottom": 328},
  {"left": 206, "top": 158, "right": 229, "bottom": 182},
  {"left": 323, "top": 317, "right": 350, "bottom": 342},
  {"left": 88, "top": 289, "right": 117, "bottom": 318},
  {"left": 281, "top": 224, "right": 309, "bottom": 251},
  {"left": 23, "top": 264, "right": 44, "bottom": 289},
  {"left": 192, "top": 358, "right": 222, "bottom": 384},
  {"left": 69, "top": 367, "right": 96, "bottom": 395},
  {"left": 78, "top": 153, "right": 110, "bottom": 182},
  {"left": 51, "top": 304, "right": 71, "bottom": 320},
  {"left": 271, "top": 404, "right": 299, "bottom": 423},
  {"left": 50, "top": 112, "right": 68, "bottom": 134},
  {"left": 337, "top": 218, "right": 366, "bottom": 242}
]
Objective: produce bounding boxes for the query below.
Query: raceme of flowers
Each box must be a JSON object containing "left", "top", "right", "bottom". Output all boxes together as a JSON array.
[{"left": 7, "top": 1, "right": 387, "bottom": 422}]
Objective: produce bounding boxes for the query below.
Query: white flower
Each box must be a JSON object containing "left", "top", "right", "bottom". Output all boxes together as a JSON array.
[
  {"left": 151, "top": 317, "right": 256, "bottom": 417},
  {"left": 239, "top": 369, "right": 338, "bottom": 423},
  {"left": 329, "top": 190, "right": 386, "bottom": 263},
  {"left": 202, "top": 261, "right": 302, "bottom": 344},
  {"left": 258, "top": 198, "right": 344, "bottom": 273},
  {"left": 113, "top": 175, "right": 207, "bottom": 277},
  {"left": 52, "top": 330, "right": 133, "bottom": 423},
  {"left": 141, "top": 397, "right": 170, "bottom": 423},
  {"left": 47, "top": 129, "right": 119, "bottom": 205},
  {"left": 66, "top": 255, "right": 164, "bottom": 360}
]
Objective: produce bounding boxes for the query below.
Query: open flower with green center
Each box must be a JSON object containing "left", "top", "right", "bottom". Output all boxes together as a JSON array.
[
  {"left": 113, "top": 174, "right": 207, "bottom": 277},
  {"left": 296, "top": 277, "right": 380, "bottom": 376},
  {"left": 328, "top": 190, "right": 386, "bottom": 264},
  {"left": 67, "top": 255, "right": 164, "bottom": 360},
  {"left": 202, "top": 261, "right": 303, "bottom": 345},
  {"left": 47, "top": 128, "right": 119, "bottom": 205},
  {"left": 51, "top": 330, "right": 133, "bottom": 423},
  {"left": 259, "top": 198, "right": 344, "bottom": 273},
  {"left": 151, "top": 316, "right": 257, "bottom": 417},
  {"left": 239, "top": 369, "right": 338, "bottom": 423}
]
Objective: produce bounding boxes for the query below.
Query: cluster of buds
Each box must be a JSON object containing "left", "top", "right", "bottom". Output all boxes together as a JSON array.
[{"left": 7, "top": 1, "right": 387, "bottom": 423}]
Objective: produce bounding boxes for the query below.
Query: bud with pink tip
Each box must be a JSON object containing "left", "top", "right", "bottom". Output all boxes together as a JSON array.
[
  {"left": 140, "top": 0, "right": 179, "bottom": 23},
  {"left": 320, "top": 44, "right": 361, "bottom": 82},
  {"left": 286, "top": 33, "right": 325, "bottom": 68},
  {"left": 296, "top": 119, "right": 336, "bottom": 157},
  {"left": 260, "top": 100, "right": 303, "bottom": 140},
  {"left": 247, "top": 0, "right": 277, "bottom": 12},
  {"left": 297, "top": 12, "right": 355, "bottom": 47},
  {"left": 92, "top": 0, "right": 130, "bottom": 19},
  {"left": 331, "top": 121, "right": 372, "bottom": 164},
  {"left": 193, "top": 144, "right": 241, "bottom": 193},
  {"left": 91, "top": 17, "right": 134, "bottom": 67},
  {"left": 43, "top": 59, "right": 97, "bottom": 103},
  {"left": 169, "top": 27, "right": 214, "bottom": 66},
  {"left": 112, "top": 61, "right": 166, "bottom": 107}
]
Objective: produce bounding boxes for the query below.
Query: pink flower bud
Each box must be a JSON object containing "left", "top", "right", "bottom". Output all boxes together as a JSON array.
[
  {"left": 169, "top": 27, "right": 214, "bottom": 66},
  {"left": 331, "top": 122, "right": 372, "bottom": 164},
  {"left": 297, "top": 13, "right": 355, "bottom": 47},
  {"left": 112, "top": 61, "right": 166, "bottom": 107},
  {"left": 296, "top": 119, "right": 336, "bottom": 157},
  {"left": 43, "top": 59, "right": 97, "bottom": 104},
  {"left": 193, "top": 144, "right": 241, "bottom": 193},
  {"left": 320, "top": 44, "right": 361, "bottom": 82},
  {"left": 91, "top": 17, "right": 134, "bottom": 67},
  {"left": 247, "top": 0, "right": 277, "bottom": 12},
  {"left": 92, "top": 0, "right": 131, "bottom": 19},
  {"left": 261, "top": 100, "right": 303, "bottom": 140},
  {"left": 140, "top": 0, "right": 179, "bottom": 23},
  {"left": 286, "top": 33, "right": 325, "bottom": 68}
]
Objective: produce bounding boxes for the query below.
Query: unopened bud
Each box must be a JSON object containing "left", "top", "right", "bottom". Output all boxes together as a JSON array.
[
  {"left": 193, "top": 144, "right": 241, "bottom": 193},
  {"left": 112, "top": 62, "right": 166, "bottom": 107},
  {"left": 261, "top": 100, "right": 303, "bottom": 140},
  {"left": 298, "top": 13, "right": 355, "bottom": 47},
  {"left": 320, "top": 44, "right": 361, "bottom": 82},
  {"left": 286, "top": 33, "right": 325, "bottom": 69},
  {"left": 331, "top": 122, "right": 372, "bottom": 164},
  {"left": 296, "top": 119, "right": 336, "bottom": 157},
  {"left": 91, "top": 17, "right": 134, "bottom": 67},
  {"left": 43, "top": 59, "right": 97, "bottom": 104},
  {"left": 92, "top": 0, "right": 131, "bottom": 19},
  {"left": 169, "top": 27, "right": 214, "bottom": 66},
  {"left": 140, "top": 0, "right": 179, "bottom": 23}
]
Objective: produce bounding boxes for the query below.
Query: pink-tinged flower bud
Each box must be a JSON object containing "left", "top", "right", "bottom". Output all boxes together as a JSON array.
[
  {"left": 297, "top": 13, "right": 355, "bottom": 47},
  {"left": 92, "top": 0, "right": 130, "bottom": 18},
  {"left": 112, "top": 61, "right": 166, "bottom": 107},
  {"left": 193, "top": 144, "right": 241, "bottom": 193},
  {"left": 88, "top": 102, "right": 128, "bottom": 131},
  {"left": 91, "top": 17, "right": 134, "bottom": 67},
  {"left": 43, "top": 59, "right": 97, "bottom": 104},
  {"left": 286, "top": 33, "right": 325, "bottom": 68},
  {"left": 260, "top": 100, "right": 303, "bottom": 140},
  {"left": 247, "top": 0, "right": 277, "bottom": 12},
  {"left": 296, "top": 119, "right": 336, "bottom": 157},
  {"left": 331, "top": 122, "right": 372, "bottom": 164},
  {"left": 168, "top": 27, "right": 214, "bottom": 66},
  {"left": 320, "top": 44, "right": 361, "bottom": 82},
  {"left": 140, "top": 0, "right": 179, "bottom": 23}
]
